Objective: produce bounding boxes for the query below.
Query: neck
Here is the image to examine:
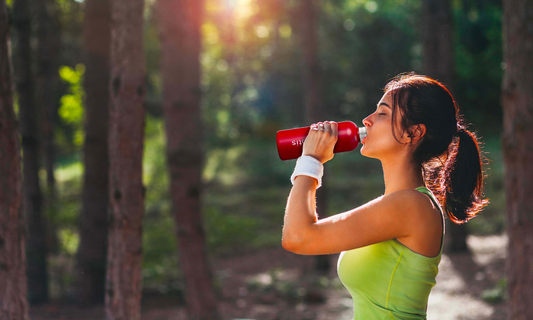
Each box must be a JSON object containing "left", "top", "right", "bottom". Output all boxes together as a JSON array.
[{"left": 381, "top": 155, "right": 424, "bottom": 195}]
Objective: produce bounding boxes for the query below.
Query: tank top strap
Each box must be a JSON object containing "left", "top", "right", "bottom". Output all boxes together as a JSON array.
[
  {"left": 415, "top": 186, "right": 446, "bottom": 250},
  {"left": 414, "top": 186, "right": 442, "bottom": 213}
]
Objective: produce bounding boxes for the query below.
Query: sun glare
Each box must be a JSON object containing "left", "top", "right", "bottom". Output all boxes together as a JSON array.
[
  {"left": 231, "top": 0, "right": 255, "bottom": 21},
  {"left": 207, "top": 0, "right": 255, "bottom": 18}
]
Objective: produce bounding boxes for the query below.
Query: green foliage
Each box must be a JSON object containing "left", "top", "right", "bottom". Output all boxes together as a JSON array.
[
  {"left": 142, "top": 255, "right": 184, "bottom": 296},
  {"left": 58, "top": 228, "right": 80, "bottom": 256},
  {"left": 453, "top": 0, "right": 503, "bottom": 132},
  {"left": 321, "top": 0, "right": 422, "bottom": 122},
  {"left": 12, "top": 92, "right": 19, "bottom": 117},
  {"left": 204, "top": 207, "right": 260, "bottom": 251},
  {"left": 54, "top": 160, "right": 83, "bottom": 228},
  {"left": 481, "top": 278, "right": 508, "bottom": 304},
  {"left": 142, "top": 224, "right": 183, "bottom": 294},
  {"left": 48, "top": 254, "right": 76, "bottom": 300},
  {"left": 202, "top": 0, "right": 300, "bottom": 147},
  {"left": 58, "top": 64, "right": 86, "bottom": 150},
  {"left": 57, "top": 0, "right": 84, "bottom": 30},
  {"left": 142, "top": 114, "right": 178, "bottom": 289},
  {"left": 144, "top": 5, "right": 163, "bottom": 119},
  {"left": 143, "top": 115, "right": 169, "bottom": 196}
]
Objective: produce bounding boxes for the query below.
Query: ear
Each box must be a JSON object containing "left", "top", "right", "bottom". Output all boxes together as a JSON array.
[{"left": 407, "top": 124, "right": 426, "bottom": 143}]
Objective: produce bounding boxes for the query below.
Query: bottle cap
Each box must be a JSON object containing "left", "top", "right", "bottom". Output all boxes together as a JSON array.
[{"left": 358, "top": 127, "right": 367, "bottom": 140}]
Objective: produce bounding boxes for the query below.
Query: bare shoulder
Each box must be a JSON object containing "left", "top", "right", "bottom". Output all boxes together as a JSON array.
[
  {"left": 383, "top": 189, "right": 441, "bottom": 223},
  {"left": 383, "top": 189, "right": 434, "bottom": 207}
]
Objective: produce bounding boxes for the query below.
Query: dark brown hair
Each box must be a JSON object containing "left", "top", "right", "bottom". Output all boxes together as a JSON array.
[{"left": 384, "top": 73, "right": 488, "bottom": 224}]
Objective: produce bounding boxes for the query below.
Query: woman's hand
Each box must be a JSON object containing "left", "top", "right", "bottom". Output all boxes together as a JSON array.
[{"left": 303, "top": 121, "right": 338, "bottom": 164}]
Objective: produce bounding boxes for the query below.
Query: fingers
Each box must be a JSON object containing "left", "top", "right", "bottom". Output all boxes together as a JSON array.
[
  {"left": 311, "top": 121, "right": 337, "bottom": 135},
  {"left": 310, "top": 122, "right": 325, "bottom": 131},
  {"left": 304, "top": 121, "right": 338, "bottom": 163},
  {"left": 330, "top": 121, "right": 338, "bottom": 136}
]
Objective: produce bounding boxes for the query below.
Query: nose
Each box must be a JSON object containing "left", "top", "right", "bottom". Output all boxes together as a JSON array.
[{"left": 362, "top": 114, "right": 372, "bottom": 127}]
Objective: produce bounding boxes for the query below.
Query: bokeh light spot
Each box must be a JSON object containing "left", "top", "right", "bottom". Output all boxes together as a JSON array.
[
  {"left": 255, "top": 25, "right": 270, "bottom": 38},
  {"left": 365, "top": 1, "right": 378, "bottom": 13},
  {"left": 279, "top": 24, "right": 292, "bottom": 38},
  {"left": 343, "top": 19, "right": 355, "bottom": 31},
  {"left": 217, "top": 59, "right": 229, "bottom": 72}
]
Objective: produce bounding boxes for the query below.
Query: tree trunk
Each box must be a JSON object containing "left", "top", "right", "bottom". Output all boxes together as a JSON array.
[
  {"left": 35, "top": 0, "right": 61, "bottom": 255},
  {"left": 76, "top": 0, "right": 111, "bottom": 305},
  {"left": 0, "top": 2, "right": 30, "bottom": 318},
  {"left": 12, "top": 0, "right": 49, "bottom": 303},
  {"left": 300, "top": 0, "right": 330, "bottom": 272},
  {"left": 422, "top": 0, "right": 455, "bottom": 88},
  {"left": 422, "top": 0, "right": 468, "bottom": 253},
  {"left": 105, "top": 0, "right": 146, "bottom": 318},
  {"left": 156, "top": 1, "right": 221, "bottom": 319},
  {"left": 502, "top": 0, "right": 533, "bottom": 318},
  {"left": 301, "top": 0, "right": 323, "bottom": 124}
]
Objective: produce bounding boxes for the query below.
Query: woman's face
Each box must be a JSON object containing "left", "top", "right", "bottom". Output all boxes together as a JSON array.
[{"left": 360, "top": 91, "right": 410, "bottom": 160}]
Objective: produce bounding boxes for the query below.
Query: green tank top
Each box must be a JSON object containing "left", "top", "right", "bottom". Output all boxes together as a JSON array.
[{"left": 337, "top": 186, "right": 444, "bottom": 320}]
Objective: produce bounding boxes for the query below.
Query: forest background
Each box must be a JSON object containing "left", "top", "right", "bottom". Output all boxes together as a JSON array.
[{"left": 2, "top": 0, "right": 510, "bottom": 318}]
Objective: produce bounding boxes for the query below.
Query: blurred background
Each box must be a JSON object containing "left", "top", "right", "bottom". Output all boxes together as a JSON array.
[{"left": 5, "top": 0, "right": 508, "bottom": 319}]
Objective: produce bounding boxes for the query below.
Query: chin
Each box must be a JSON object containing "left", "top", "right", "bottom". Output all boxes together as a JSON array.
[
  {"left": 360, "top": 145, "right": 378, "bottom": 159},
  {"left": 360, "top": 146, "right": 370, "bottom": 158}
]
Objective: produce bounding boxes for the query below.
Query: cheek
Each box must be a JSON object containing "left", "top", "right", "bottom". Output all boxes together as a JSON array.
[{"left": 360, "top": 130, "right": 403, "bottom": 158}]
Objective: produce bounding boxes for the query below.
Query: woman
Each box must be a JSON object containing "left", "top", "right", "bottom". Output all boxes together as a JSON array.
[{"left": 282, "top": 73, "right": 488, "bottom": 319}]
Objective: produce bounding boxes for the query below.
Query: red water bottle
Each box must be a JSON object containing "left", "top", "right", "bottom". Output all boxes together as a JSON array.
[{"left": 276, "top": 121, "right": 367, "bottom": 160}]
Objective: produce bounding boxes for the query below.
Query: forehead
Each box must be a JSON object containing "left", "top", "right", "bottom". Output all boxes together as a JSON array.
[
  {"left": 379, "top": 90, "right": 406, "bottom": 123},
  {"left": 378, "top": 91, "right": 393, "bottom": 107}
]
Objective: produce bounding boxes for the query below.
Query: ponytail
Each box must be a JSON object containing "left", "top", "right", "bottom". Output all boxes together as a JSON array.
[{"left": 440, "top": 128, "right": 489, "bottom": 224}]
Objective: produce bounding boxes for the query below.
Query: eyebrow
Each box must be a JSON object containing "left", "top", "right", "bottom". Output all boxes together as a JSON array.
[{"left": 378, "top": 102, "right": 391, "bottom": 109}]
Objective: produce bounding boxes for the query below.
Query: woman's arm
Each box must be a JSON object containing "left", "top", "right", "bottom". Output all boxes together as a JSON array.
[
  {"left": 282, "top": 175, "right": 319, "bottom": 251},
  {"left": 282, "top": 185, "right": 432, "bottom": 255}
]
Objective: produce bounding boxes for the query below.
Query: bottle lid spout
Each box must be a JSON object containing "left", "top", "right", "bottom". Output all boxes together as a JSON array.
[{"left": 358, "top": 127, "right": 367, "bottom": 140}]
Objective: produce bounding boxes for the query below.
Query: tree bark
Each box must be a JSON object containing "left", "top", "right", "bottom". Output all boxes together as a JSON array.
[
  {"left": 301, "top": 0, "right": 324, "bottom": 124},
  {"left": 35, "top": 0, "right": 61, "bottom": 255},
  {"left": 76, "top": 0, "right": 111, "bottom": 305},
  {"left": 0, "top": 2, "right": 30, "bottom": 318},
  {"left": 156, "top": 1, "right": 221, "bottom": 319},
  {"left": 422, "top": 0, "right": 468, "bottom": 253},
  {"left": 105, "top": 0, "right": 146, "bottom": 318},
  {"left": 12, "top": 0, "right": 49, "bottom": 303},
  {"left": 422, "top": 0, "right": 455, "bottom": 88},
  {"left": 300, "top": 0, "right": 330, "bottom": 272},
  {"left": 502, "top": 0, "right": 533, "bottom": 318}
]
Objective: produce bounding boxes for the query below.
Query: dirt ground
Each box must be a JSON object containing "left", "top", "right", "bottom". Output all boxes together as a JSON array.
[{"left": 30, "top": 234, "right": 507, "bottom": 320}]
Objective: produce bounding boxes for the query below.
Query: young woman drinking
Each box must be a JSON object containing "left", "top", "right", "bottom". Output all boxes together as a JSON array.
[{"left": 282, "top": 73, "right": 488, "bottom": 319}]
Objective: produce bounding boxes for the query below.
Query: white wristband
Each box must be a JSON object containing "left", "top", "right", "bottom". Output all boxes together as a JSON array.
[{"left": 290, "top": 155, "right": 324, "bottom": 189}]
